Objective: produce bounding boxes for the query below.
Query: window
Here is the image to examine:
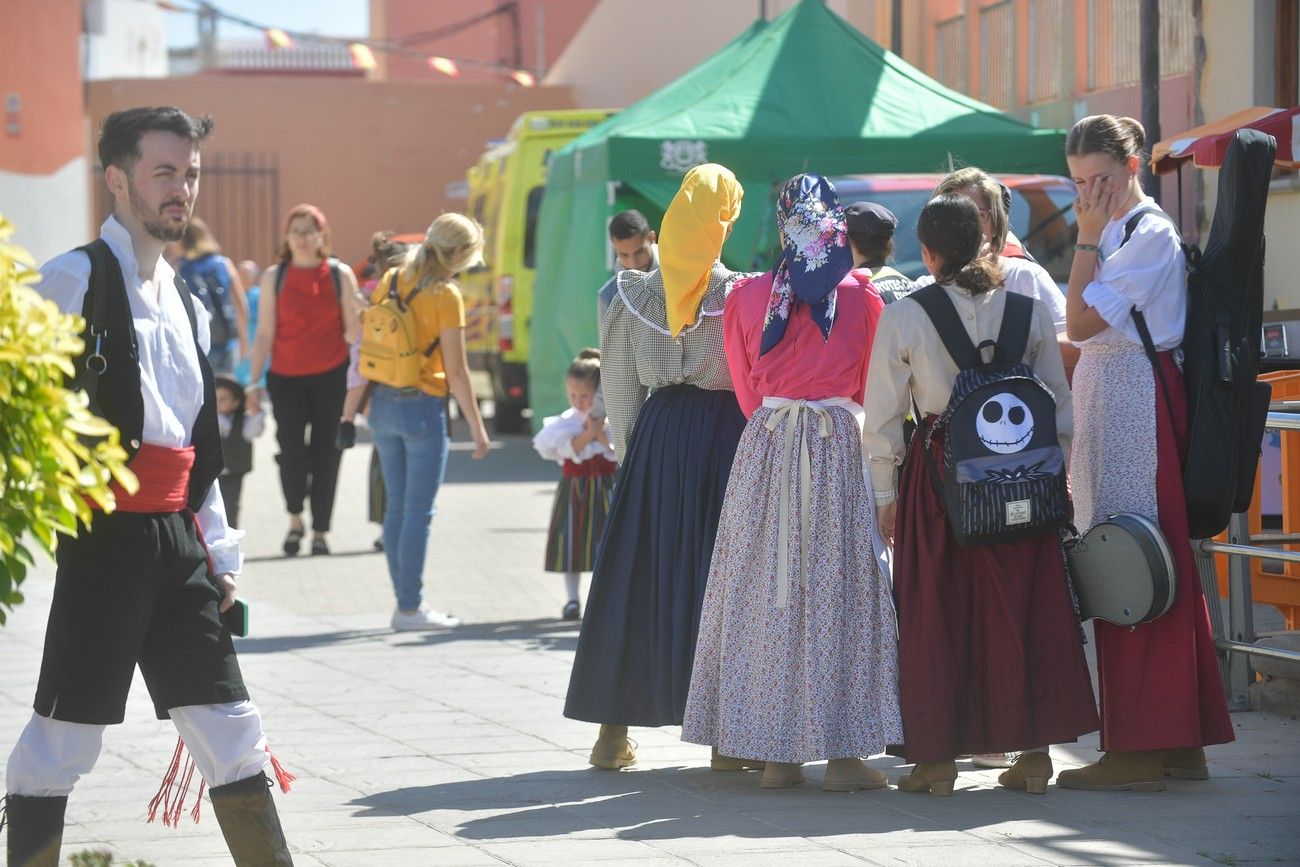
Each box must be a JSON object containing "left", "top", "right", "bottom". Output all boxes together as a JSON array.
[
  {"left": 1088, "top": 0, "right": 1194, "bottom": 91},
  {"left": 935, "top": 15, "right": 969, "bottom": 94},
  {"left": 980, "top": 2, "right": 1016, "bottom": 109},
  {"left": 1027, "top": 0, "right": 1064, "bottom": 103},
  {"left": 522, "top": 186, "right": 544, "bottom": 270}
]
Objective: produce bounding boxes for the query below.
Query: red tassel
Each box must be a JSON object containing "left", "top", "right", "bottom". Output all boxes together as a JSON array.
[
  {"left": 190, "top": 779, "right": 206, "bottom": 824},
  {"left": 267, "top": 749, "right": 296, "bottom": 793},
  {"left": 147, "top": 738, "right": 184, "bottom": 825},
  {"left": 168, "top": 754, "right": 199, "bottom": 827}
]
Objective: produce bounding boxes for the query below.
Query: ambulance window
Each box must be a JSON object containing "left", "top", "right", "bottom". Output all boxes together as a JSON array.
[{"left": 523, "top": 186, "right": 544, "bottom": 269}]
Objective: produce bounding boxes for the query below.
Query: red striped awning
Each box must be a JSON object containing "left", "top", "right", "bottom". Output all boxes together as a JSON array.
[{"left": 1151, "top": 106, "right": 1299, "bottom": 174}]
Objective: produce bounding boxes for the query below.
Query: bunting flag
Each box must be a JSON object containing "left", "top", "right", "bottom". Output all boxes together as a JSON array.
[
  {"left": 428, "top": 56, "right": 459, "bottom": 77},
  {"left": 264, "top": 27, "right": 293, "bottom": 49},
  {"left": 349, "top": 43, "right": 378, "bottom": 70},
  {"left": 510, "top": 70, "right": 536, "bottom": 87}
]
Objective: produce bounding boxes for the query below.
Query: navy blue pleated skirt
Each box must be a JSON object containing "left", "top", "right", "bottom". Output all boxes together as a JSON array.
[{"left": 564, "top": 384, "right": 746, "bottom": 727}]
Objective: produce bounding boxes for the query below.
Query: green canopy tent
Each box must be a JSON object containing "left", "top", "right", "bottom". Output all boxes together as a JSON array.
[{"left": 529, "top": 0, "right": 1068, "bottom": 425}]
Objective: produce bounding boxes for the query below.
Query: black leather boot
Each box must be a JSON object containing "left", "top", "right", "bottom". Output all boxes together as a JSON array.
[
  {"left": 2, "top": 793, "right": 67, "bottom": 867},
  {"left": 208, "top": 772, "right": 293, "bottom": 866}
]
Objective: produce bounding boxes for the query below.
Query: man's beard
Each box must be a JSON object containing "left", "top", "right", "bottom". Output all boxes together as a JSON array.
[{"left": 128, "top": 181, "right": 190, "bottom": 242}]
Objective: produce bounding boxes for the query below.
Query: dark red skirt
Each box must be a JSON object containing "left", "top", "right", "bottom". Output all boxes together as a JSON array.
[
  {"left": 892, "top": 419, "right": 1100, "bottom": 763},
  {"left": 1093, "top": 352, "right": 1235, "bottom": 751}
]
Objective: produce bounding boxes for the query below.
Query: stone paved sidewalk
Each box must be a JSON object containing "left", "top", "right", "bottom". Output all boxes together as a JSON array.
[{"left": 1, "top": 433, "right": 1297, "bottom": 866}]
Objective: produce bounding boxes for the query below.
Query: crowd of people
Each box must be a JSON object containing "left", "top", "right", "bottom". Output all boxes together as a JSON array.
[
  {"left": 552, "top": 116, "right": 1232, "bottom": 798},
  {"left": 1, "top": 102, "right": 1236, "bottom": 865}
]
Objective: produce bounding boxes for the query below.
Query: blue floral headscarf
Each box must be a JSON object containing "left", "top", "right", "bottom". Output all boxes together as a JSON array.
[{"left": 759, "top": 174, "right": 853, "bottom": 356}]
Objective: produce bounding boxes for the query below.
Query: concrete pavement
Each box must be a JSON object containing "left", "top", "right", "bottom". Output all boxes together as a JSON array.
[{"left": 1, "top": 430, "right": 1297, "bottom": 866}]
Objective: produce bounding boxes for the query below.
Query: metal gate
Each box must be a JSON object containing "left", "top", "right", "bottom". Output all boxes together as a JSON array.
[{"left": 197, "top": 151, "right": 280, "bottom": 268}]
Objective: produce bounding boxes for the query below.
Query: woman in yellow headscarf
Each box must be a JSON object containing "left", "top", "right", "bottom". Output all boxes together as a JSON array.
[{"left": 565, "top": 164, "right": 757, "bottom": 773}]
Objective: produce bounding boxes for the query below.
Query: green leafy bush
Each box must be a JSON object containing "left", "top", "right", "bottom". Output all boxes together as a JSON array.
[
  {"left": 0, "top": 214, "right": 137, "bottom": 624},
  {"left": 70, "top": 850, "right": 157, "bottom": 867}
]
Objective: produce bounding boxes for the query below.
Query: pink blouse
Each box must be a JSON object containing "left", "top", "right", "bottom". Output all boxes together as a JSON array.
[{"left": 724, "top": 269, "right": 885, "bottom": 418}]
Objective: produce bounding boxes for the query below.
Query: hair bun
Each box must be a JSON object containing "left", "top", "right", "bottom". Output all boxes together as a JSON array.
[
  {"left": 577, "top": 347, "right": 601, "bottom": 360},
  {"left": 1117, "top": 116, "right": 1146, "bottom": 149}
]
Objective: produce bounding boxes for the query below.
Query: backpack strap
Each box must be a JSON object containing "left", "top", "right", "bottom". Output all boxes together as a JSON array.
[
  {"left": 1120, "top": 206, "right": 1180, "bottom": 249},
  {"left": 329, "top": 257, "right": 343, "bottom": 304},
  {"left": 910, "top": 284, "right": 980, "bottom": 370},
  {"left": 994, "top": 292, "right": 1034, "bottom": 366}
]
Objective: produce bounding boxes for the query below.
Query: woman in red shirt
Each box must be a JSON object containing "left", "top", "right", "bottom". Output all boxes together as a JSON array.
[{"left": 247, "top": 204, "right": 364, "bottom": 556}]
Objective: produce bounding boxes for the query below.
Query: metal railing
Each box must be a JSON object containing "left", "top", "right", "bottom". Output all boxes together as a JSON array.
[{"left": 1196, "top": 411, "right": 1300, "bottom": 710}]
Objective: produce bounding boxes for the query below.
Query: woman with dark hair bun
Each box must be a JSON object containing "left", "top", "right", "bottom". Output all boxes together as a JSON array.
[
  {"left": 1058, "top": 114, "right": 1234, "bottom": 792},
  {"left": 862, "top": 194, "right": 1098, "bottom": 796}
]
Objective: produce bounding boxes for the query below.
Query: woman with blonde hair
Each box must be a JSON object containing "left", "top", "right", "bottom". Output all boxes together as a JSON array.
[
  {"left": 368, "top": 212, "right": 491, "bottom": 631},
  {"left": 247, "top": 204, "right": 364, "bottom": 557}
]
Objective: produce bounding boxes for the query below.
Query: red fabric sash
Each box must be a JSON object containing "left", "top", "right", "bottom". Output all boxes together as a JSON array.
[
  {"left": 98, "top": 444, "right": 195, "bottom": 513},
  {"left": 563, "top": 455, "right": 618, "bottom": 478}
]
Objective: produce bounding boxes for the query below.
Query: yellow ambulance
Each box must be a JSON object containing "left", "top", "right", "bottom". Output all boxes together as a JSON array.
[{"left": 462, "top": 108, "right": 615, "bottom": 433}]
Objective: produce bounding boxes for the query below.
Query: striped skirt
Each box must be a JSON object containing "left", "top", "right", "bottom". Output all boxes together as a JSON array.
[{"left": 544, "top": 471, "right": 616, "bottom": 573}]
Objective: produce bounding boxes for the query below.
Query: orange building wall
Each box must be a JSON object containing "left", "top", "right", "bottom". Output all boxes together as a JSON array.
[
  {"left": 86, "top": 77, "right": 575, "bottom": 267},
  {"left": 371, "top": 0, "right": 599, "bottom": 82},
  {"left": 0, "top": 0, "right": 84, "bottom": 175}
]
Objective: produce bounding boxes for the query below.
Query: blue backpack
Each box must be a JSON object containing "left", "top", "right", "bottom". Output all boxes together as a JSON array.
[
  {"left": 913, "top": 285, "right": 1071, "bottom": 546},
  {"left": 180, "top": 253, "right": 236, "bottom": 346}
]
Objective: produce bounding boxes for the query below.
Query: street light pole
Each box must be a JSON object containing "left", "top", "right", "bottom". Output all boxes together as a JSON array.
[{"left": 1139, "top": 0, "right": 1162, "bottom": 202}]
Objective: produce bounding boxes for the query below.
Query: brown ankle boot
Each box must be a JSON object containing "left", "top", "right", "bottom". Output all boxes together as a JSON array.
[
  {"left": 589, "top": 724, "right": 637, "bottom": 770},
  {"left": 997, "top": 751, "right": 1054, "bottom": 794},
  {"left": 1056, "top": 750, "right": 1166, "bottom": 792},
  {"left": 896, "top": 761, "right": 958, "bottom": 796},
  {"left": 1162, "top": 747, "right": 1209, "bottom": 780}
]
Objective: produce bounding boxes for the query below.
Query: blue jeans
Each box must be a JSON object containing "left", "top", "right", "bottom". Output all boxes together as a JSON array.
[{"left": 368, "top": 387, "right": 449, "bottom": 611}]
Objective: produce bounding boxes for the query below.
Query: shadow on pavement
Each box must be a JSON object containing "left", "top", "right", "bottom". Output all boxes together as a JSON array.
[
  {"left": 344, "top": 766, "right": 1196, "bottom": 861},
  {"left": 243, "top": 547, "right": 384, "bottom": 565},
  {"left": 232, "top": 619, "right": 578, "bottom": 654},
  {"left": 408, "top": 618, "right": 579, "bottom": 653}
]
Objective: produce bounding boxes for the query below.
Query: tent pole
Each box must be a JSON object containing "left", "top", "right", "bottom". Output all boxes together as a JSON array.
[{"left": 1140, "top": 0, "right": 1162, "bottom": 203}]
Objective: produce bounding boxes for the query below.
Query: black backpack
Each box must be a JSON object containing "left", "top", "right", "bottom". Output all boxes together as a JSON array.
[
  {"left": 1125, "top": 129, "right": 1275, "bottom": 539},
  {"left": 914, "top": 285, "right": 1071, "bottom": 546}
]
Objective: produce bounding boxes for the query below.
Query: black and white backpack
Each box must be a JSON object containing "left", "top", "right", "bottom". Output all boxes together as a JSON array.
[{"left": 913, "top": 285, "right": 1071, "bottom": 546}]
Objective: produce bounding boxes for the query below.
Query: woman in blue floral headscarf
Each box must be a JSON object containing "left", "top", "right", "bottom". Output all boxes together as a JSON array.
[{"left": 682, "top": 174, "right": 903, "bottom": 791}]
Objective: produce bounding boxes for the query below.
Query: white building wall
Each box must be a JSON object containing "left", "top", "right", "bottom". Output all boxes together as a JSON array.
[
  {"left": 0, "top": 158, "right": 92, "bottom": 266},
  {"left": 83, "top": 0, "right": 169, "bottom": 81}
]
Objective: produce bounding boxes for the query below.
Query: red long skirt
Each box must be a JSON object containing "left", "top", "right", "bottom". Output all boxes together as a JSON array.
[
  {"left": 893, "top": 420, "right": 1100, "bottom": 763},
  {"left": 1093, "top": 353, "right": 1235, "bottom": 751}
]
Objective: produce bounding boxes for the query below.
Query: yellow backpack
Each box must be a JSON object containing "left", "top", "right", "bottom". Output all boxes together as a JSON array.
[{"left": 359, "top": 269, "right": 440, "bottom": 388}]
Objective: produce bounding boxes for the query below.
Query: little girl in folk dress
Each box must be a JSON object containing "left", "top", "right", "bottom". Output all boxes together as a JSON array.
[{"left": 532, "top": 350, "right": 617, "bottom": 620}]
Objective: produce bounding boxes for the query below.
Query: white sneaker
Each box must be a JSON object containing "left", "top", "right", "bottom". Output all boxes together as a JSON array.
[
  {"left": 391, "top": 607, "right": 462, "bottom": 630},
  {"left": 971, "top": 752, "right": 1020, "bottom": 769}
]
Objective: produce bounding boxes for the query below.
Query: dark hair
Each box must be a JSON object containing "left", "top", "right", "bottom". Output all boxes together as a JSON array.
[
  {"left": 1066, "top": 114, "right": 1146, "bottom": 164},
  {"left": 97, "top": 106, "right": 214, "bottom": 172},
  {"left": 181, "top": 216, "right": 220, "bottom": 257},
  {"left": 567, "top": 347, "right": 601, "bottom": 388},
  {"left": 916, "top": 194, "right": 1003, "bottom": 295},
  {"left": 609, "top": 210, "right": 651, "bottom": 241},
  {"left": 847, "top": 231, "right": 893, "bottom": 269}
]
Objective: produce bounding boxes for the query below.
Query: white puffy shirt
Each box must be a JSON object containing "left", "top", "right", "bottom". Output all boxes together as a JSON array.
[
  {"left": 1077, "top": 197, "right": 1187, "bottom": 350},
  {"left": 532, "top": 408, "right": 616, "bottom": 464},
  {"left": 36, "top": 216, "right": 244, "bottom": 575}
]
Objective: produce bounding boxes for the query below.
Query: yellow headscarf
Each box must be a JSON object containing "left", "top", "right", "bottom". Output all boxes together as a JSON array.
[{"left": 661, "top": 163, "right": 743, "bottom": 336}]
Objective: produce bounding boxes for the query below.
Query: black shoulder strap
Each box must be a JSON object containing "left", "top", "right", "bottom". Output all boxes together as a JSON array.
[
  {"left": 76, "top": 240, "right": 115, "bottom": 413},
  {"left": 274, "top": 260, "right": 287, "bottom": 295},
  {"left": 910, "top": 284, "right": 979, "bottom": 370},
  {"left": 994, "top": 292, "right": 1034, "bottom": 365},
  {"left": 1131, "top": 307, "right": 1176, "bottom": 418},
  {"left": 172, "top": 273, "right": 202, "bottom": 345},
  {"left": 1121, "top": 206, "right": 1180, "bottom": 249},
  {"left": 330, "top": 257, "right": 343, "bottom": 304}
]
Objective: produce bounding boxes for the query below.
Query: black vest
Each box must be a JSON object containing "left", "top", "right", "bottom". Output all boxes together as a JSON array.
[
  {"left": 72, "top": 239, "right": 225, "bottom": 511},
  {"left": 220, "top": 398, "right": 254, "bottom": 477}
]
